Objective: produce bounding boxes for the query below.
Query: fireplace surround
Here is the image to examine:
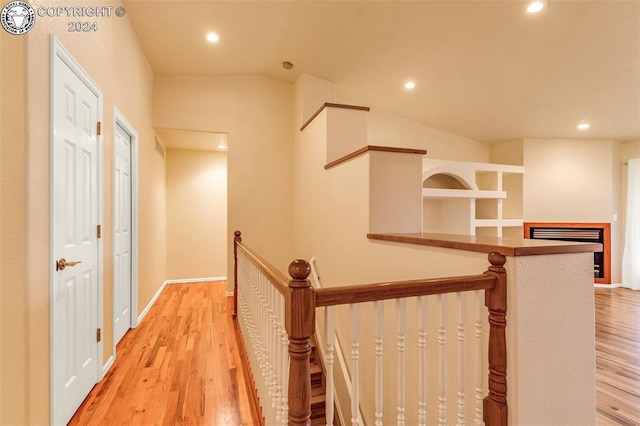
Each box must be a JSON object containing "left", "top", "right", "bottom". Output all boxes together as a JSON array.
[{"left": 524, "top": 222, "right": 610, "bottom": 284}]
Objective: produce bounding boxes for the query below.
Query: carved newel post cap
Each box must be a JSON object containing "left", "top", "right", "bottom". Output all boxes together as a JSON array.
[
  {"left": 234, "top": 230, "right": 241, "bottom": 238},
  {"left": 488, "top": 252, "right": 506, "bottom": 267},
  {"left": 289, "top": 259, "right": 311, "bottom": 280}
]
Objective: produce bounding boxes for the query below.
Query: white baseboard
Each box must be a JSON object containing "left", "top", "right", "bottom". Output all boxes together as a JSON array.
[
  {"left": 137, "top": 277, "right": 227, "bottom": 326},
  {"left": 164, "top": 276, "right": 227, "bottom": 285},
  {"left": 102, "top": 355, "right": 115, "bottom": 379},
  {"left": 137, "top": 280, "right": 167, "bottom": 325},
  {"left": 594, "top": 283, "right": 622, "bottom": 288}
]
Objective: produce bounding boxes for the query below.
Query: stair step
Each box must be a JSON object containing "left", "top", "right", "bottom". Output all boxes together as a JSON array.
[
  {"left": 311, "top": 417, "right": 326, "bottom": 426},
  {"left": 310, "top": 363, "right": 322, "bottom": 384}
]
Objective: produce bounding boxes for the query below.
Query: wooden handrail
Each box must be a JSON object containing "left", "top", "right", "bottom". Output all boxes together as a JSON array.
[
  {"left": 234, "top": 232, "right": 289, "bottom": 296},
  {"left": 315, "top": 274, "right": 495, "bottom": 307},
  {"left": 233, "top": 231, "right": 508, "bottom": 426}
]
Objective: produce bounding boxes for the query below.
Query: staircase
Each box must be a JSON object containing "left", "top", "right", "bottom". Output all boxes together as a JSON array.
[{"left": 310, "top": 338, "right": 329, "bottom": 425}]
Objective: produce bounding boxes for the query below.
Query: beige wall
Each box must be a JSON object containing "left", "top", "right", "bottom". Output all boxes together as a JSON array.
[
  {"left": 522, "top": 138, "right": 622, "bottom": 282},
  {"left": 153, "top": 76, "right": 295, "bottom": 287},
  {"left": 0, "top": 34, "right": 28, "bottom": 425},
  {"left": 368, "top": 109, "right": 491, "bottom": 162},
  {"left": 0, "top": 1, "right": 164, "bottom": 423},
  {"left": 523, "top": 138, "right": 619, "bottom": 222},
  {"left": 166, "top": 149, "right": 227, "bottom": 279}
]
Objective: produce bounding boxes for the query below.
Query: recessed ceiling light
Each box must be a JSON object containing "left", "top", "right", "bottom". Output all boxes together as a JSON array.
[
  {"left": 205, "top": 32, "right": 220, "bottom": 43},
  {"left": 404, "top": 81, "right": 416, "bottom": 90},
  {"left": 526, "top": 0, "right": 548, "bottom": 13},
  {"left": 577, "top": 123, "right": 591, "bottom": 130}
]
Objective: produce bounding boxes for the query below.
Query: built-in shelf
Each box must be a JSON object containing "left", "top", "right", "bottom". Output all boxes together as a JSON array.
[
  {"left": 422, "top": 159, "right": 525, "bottom": 237},
  {"left": 422, "top": 188, "right": 506, "bottom": 199},
  {"left": 475, "top": 219, "right": 524, "bottom": 228}
]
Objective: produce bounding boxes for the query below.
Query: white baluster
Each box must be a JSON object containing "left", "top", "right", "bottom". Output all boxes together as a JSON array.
[
  {"left": 281, "top": 304, "right": 289, "bottom": 425},
  {"left": 350, "top": 304, "right": 360, "bottom": 426},
  {"left": 374, "top": 301, "right": 384, "bottom": 426},
  {"left": 269, "top": 286, "right": 278, "bottom": 415},
  {"left": 457, "top": 292, "right": 466, "bottom": 426},
  {"left": 474, "top": 290, "right": 483, "bottom": 425},
  {"left": 275, "top": 291, "right": 283, "bottom": 424},
  {"left": 325, "top": 306, "right": 336, "bottom": 426},
  {"left": 418, "top": 296, "right": 428, "bottom": 426},
  {"left": 397, "top": 298, "right": 407, "bottom": 426},
  {"left": 438, "top": 293, "right": 447, "bottom": 426}
]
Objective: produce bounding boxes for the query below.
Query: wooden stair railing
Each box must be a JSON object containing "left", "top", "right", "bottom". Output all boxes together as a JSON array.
[{"left": 233, "top": 231, "right": 508, "bottom": 426}]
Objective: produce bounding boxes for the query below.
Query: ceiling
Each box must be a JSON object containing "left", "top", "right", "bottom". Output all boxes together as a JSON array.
[
  {"left": 155, "top": 128, "right": 228, "bottom": 152},
  {"left": 125, "top": 0, "right": 640, "bottom": 144}
]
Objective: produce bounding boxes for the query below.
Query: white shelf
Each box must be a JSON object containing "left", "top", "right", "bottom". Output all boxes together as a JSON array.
[
  {"left": 422, "top": 159, "right": 524, "bottom": 237},
  {"left": 422, "top": 188, "right": 506, "bottom": 199},
  {"left": 474, "top": 219, "right": 524, "bottom": 228}
]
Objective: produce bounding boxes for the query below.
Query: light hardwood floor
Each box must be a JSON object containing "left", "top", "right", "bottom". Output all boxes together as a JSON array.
[
  {"left": 69, "top": 282, "right": 639, "bottom": 425},
  {"left": 69, "top": 282, "right": 260, "bottom": 425},
  {"left": 596, "top": 287, "right": 640, "bottom": 425}
]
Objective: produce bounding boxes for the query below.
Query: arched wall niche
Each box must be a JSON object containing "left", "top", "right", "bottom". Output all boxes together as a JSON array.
[{"left": 422, "top": 167, "right": 478, "bottom": 190}]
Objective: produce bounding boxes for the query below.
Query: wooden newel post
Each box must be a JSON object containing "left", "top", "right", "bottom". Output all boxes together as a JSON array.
[
  {"left": 233, "top": 231, "right": 242, "bottom": 319},
  {"left": 484, "top": 252, "right": 508, "bottom": 426},
  {"left": 286, "top": 259, "right": 315, "bottom": 426}
]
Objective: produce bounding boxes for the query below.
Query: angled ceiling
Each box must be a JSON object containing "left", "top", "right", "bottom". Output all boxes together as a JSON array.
[{"left": 125, "top": 0, "right": 640, "bottom": 143}]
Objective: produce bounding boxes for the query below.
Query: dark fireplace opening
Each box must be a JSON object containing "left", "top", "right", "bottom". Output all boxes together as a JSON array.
[{"left": 524, "top": 223, "right": 610, "bottom": 284}]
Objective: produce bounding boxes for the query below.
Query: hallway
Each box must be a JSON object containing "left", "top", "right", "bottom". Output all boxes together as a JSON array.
[
  {"left": 69, "top": 282, "right": 259, "bottom": 425},
  {"left": 69, "top": 282, "right": 640, "bottom": 425}
]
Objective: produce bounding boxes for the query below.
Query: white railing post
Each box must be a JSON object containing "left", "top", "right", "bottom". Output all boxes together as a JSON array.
[
  {"left": 474, "top": 290, "right": 484, "bottom": 425},
  {"left": 418, "top": 295, "right": 428, "bottom": 426},
  {"left": 438, "top": 293, "right": 447, "bottom": 426},
  {"left": 397, "top": 298, "right": 407, "bottom": 426},
  {"left": 350, "top": 304, "right": 360, "bottom": 426},
  {"left": 457, "top": 292, "right": 466, "bottom": 425},
  {"left": 325, "top": 306, "right": 336, "bottom": 426},
  {"left": 374, "top": 301, "right": 384, "bottom": 426}
]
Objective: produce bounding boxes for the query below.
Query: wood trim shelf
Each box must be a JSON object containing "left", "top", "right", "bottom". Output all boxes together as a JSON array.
[
  {"left": 300, "top": 102, "right": 371, "bottom": 131},
  {"left": 367, "top": 232, "right": 602, "bottom": 257},
  {"left": 325, "top": 145, "right": 427, "bottom": 170}
]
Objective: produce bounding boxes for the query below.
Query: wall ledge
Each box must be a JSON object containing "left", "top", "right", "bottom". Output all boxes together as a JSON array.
[
  {"left": 325, "top": 145, "right": 427, "bottom": 170},
  {"left": 367, "top": 232, "right": 602, "bottom": 257},
  {"left": 300, "top": 102, "right": 370, "bottom": 131}
]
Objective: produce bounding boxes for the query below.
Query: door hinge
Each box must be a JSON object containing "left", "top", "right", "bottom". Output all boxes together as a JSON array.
[
  {"left": 97, "top": 225, "right": 101, "bottom": 239},
  {"left": 97, "top": 328, "right": 102, "bottom": 342},
  {"left": 96, "top": 121, "right": 102, "bottom": 136}
]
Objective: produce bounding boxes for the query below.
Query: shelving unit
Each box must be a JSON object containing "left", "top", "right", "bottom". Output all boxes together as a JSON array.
[{"left": 422, "top": 159, "right": 525, "bottom": 237}]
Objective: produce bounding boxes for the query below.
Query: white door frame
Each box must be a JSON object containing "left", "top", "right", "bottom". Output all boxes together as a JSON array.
[
  {"left": 49, "top": 35, "right": 104, "bottom": 424},
  {"left": 112, "top": 108, "right": 139, "bottom": 360}
]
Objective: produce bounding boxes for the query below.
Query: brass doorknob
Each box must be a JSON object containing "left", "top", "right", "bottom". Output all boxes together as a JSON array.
[{"left": 56, "top": 258, "right": 82, "bottom": 271}]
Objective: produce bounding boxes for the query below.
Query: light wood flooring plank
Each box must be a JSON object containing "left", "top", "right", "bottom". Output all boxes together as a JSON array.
[
  {"left": 596, "top": 287, "right": 640, "bottom": 426},
  {"left": 68, "top": 282, "right": 259, "bottom": 426}
]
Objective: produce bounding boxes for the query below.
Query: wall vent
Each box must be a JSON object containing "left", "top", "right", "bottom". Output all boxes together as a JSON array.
[{"left": 154, "top": 137, "right": 165, "bottom": 159}]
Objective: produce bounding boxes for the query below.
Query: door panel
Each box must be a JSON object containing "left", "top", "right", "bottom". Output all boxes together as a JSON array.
[
  {"left": 52, "top": 48, "right": 100, "bottom": 426},
  {"left": 114, "top": 123, "right": 132, "bottom": 345}
]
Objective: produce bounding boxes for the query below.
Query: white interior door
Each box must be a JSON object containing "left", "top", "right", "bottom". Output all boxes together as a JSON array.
[
  {"left": 114, "top": 122, "right": 132, "bottom": 345},
  {"left": 52, "top": 38, "right": 102, "bottom": 426}
]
